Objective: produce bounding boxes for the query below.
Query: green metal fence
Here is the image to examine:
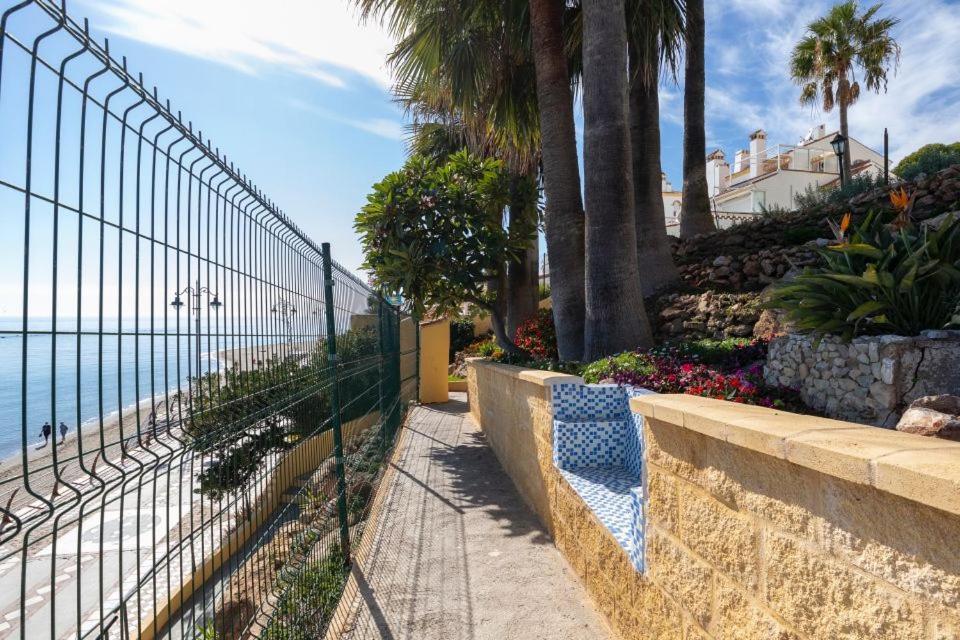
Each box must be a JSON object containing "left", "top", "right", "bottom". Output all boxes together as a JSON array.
[{"left": 0, "top": 2, "right": 418, "bottom": 638}]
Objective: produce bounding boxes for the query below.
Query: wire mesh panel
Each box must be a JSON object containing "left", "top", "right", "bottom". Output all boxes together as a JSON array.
[{"left": 0, "top": 2, "right": 416, "bottom": 638}]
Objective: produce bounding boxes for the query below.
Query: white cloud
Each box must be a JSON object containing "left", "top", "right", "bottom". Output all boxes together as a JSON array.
[
  {"left": 288, "top": 99, "right": 405, "bottom": 141},
  {"left": 79, "top": 0, "right": 397, "bottom": 89},
  {"left": 703, "top": 0, "right": 960, "bottom": 162}
]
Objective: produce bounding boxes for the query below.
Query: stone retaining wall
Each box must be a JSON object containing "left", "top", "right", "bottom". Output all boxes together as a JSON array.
[
  {"left": 765, "top": 331, "right": 960, "bottom": 426},
  {"left": 467, "top": 359, "right": 960, "bottom": 640}
]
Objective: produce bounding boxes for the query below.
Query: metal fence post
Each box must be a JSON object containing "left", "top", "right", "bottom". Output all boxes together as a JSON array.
[
  {"left": 377, "top": 293, "right": 388, "bottom": 456},
  {"left": 321, "top": 242, "right": 351, "bottom": 565},
  {"left": 414, "top": 312, "right": 421, "bottom": 403}
]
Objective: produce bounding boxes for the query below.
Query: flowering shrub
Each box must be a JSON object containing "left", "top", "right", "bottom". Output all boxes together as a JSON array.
[
  {"left": 464, "top": 320, "right": 807, "bottom": 412},
  {"left": 595, "top": 338, "right": 804, "bottom": 411},
  {"left": 465, "top": 337, "right": 502, "bottom": 358},
  {"left": 513, "top": 309, "right": 558, "bottom": 360}
]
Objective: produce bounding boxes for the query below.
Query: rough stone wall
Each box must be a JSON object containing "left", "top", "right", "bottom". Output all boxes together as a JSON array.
[
  {"left": 658, "top": 165, "right": 960, "bottom": 312},
  {"left": 469, "top": 360, "right": 960, "bottom": 640},
  {"left": 653, "top": 291, "right": 762, "bottom": 341},
  {"left": 765, "top": 331, "right": 960, "bottom": 426}
]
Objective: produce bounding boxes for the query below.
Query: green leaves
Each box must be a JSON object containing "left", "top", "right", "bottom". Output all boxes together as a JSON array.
[
  {"left": 766, "top": 212, "right": 960, "bottom": 340},
  {"left": 356, "top": 151, "right": 534, "bottom": 318}
]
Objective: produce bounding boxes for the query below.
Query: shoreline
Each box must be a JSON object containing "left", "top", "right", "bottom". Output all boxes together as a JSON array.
[{"left": 0, "top": 388, "right": 188, "bottom": 512}]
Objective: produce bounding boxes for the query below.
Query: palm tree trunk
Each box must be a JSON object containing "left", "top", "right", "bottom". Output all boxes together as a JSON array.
[
  {"left": 506, "top": 176, "right": 539, "bottom": 337},
  {"left": 629, "top": 39, "right": 679, "bottom": 297},
  {"left": 838, "top": 84, "right": 852, "bottom": 183},
  {"left": 582, "top": 0, "right": 653, "bottom": 360},
  {"left": 528, "top": 0, "right": 585, "bottom": 362},
  {"left": 678, "top": 0, "right": 716, "bottom": 239}
]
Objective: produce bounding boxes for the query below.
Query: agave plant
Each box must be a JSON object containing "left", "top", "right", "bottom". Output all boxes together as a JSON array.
[{"left": 766, "top": 211, "right": 960, "bottom": 340}]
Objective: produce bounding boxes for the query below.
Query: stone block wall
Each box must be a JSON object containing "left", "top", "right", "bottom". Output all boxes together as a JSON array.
[
  {"left": 468, "top": 359, "right": 960, "bottom": 640},
  {"left": 765, "top": 331, "right": 960, "bottom": 426}
]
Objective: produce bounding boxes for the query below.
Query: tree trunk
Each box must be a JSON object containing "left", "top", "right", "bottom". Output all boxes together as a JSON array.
[
  {"left": 528, "top": 0, "right": 585, "bottom": 362},
  {"left": 838, "top": 89, "right": 852, "bottom": 184},
  {"left": 478, "top": 293, "right": 524, "bottom": 356},
  {"left": 581, "top": 0, "right": 653, "bottom": 360},
  {"left": 678, "top": 0, "right": 716, "bottom": 239},
  {"left": 506, "top": 176, "right": 540, "bottom": 338},
  {"left": 629, "top": 39, "right": 679, "bottom": 297}
]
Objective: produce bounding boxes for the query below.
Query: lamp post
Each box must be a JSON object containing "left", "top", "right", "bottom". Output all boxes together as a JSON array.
[
  {"left": 271, "top": 299, "right": 299, "bottom": 335},
  {"left": 171, "top": 279, "right": 222, "bottom": 378},
  {"left": 830, "top": 133, "right": 848, "bottom": 188}
]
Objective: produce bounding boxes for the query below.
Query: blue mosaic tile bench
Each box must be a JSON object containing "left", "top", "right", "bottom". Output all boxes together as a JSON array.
[{"left": 551, "top": 383, "right": 653, "bottom": 572}]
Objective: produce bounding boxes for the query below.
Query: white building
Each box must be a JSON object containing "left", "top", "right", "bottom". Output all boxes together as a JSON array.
[
  {"left": 705, "top": 125, "right": 886, "bottom": 227},
  {"left": 662, "top": 172, "right": 682, "bottom": 235}
]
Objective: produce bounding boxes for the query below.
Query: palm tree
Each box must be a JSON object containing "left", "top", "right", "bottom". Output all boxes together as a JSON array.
[
  {"left": 356, "top": 0, "right": 543, "bottom": 344},
  {"left": 581, "top": 0, "right": 653, "bottom": 359},
  {"left": 528, "top": 0, "right": 586, "bottom": 361},
  {"left": 678, "top": 0, "right": 716, "bottom": 239},
  {"left": 627, "top": 0, "right": 683, "bottom": 295},
  {"left": 791, "top": 1, "right": 900, "bottom": 182}
]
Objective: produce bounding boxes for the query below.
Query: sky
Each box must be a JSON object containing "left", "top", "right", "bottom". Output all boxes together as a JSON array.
[{"left": 3, "top": 0, "right": 960, "bottom": 283}]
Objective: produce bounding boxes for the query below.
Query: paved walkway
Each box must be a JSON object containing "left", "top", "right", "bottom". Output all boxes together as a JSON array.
[{"left": 336, "top": 394, "right": 609, "bottom": 640}]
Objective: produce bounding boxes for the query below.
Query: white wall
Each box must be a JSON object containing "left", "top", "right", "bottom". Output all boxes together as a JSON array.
[{"left": 714, "top": 170, "right": 834, "bottom": 214}]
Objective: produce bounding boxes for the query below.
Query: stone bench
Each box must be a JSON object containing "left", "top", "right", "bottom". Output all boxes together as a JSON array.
[{"left": 551, "top": 383, "right": 648, "bottom": 571}]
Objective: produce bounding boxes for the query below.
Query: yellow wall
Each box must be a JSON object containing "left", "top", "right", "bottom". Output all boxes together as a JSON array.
[
  {"left": 419, "top": 319, "right": 450, "bottom": 404},
  {"left": 399, "top": 316, "right": 418, "bottom": 403},
  {"left": 467, "top": 359, "right": 960, "bottom": 640}
]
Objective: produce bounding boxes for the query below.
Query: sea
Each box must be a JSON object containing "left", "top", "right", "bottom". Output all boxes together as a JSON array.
[{"left": 0, "top": 316, "right": 244, "bottom": 459}]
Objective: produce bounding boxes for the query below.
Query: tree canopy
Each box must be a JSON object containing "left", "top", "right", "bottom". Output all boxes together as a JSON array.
[
  {"left": 894, "top": 142, "right": 960, "bottom": 181},
  {"left": 355, "top": 151, "right": 537, "bottom": 350}
]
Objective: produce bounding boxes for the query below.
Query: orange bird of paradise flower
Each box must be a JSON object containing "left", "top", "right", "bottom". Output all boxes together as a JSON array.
[
  {"left": 889, "top": 187, "right": 912, "bottom": 230},
  {"left": 889, "top": 187, "right": 910, "bottom": 212},
  {"left": 839, "top": 212, "right": 852, "bottom": 235}
]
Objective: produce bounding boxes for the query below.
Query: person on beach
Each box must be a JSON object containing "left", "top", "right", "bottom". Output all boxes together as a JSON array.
[
  {"left": 39, "top": 422, "right": 52, "bottom": 447},
  {"left": 59, "top": 421, "right": 68, "bottom": 445}
]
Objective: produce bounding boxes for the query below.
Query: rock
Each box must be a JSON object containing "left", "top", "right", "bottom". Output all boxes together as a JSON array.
[
  {"left": 880, "top": 358, "right": 896, "bottom": 385},
  {"left": 895, "top": 395, "right": 960, "bottom": 440},
  {"left": 753, "top": 309, "right": 787, "bottom": 340},
  {"left": 726, "top": 324, "right": 754, "bottom": 337},
  {"left": 742, "top": 260, "right": 761, "bottom": 277},
  {"left": 713, "top": 255, "right": 731, "bottom": 267},
  {"left": 921, "top": 211, "right": 958, "bottom": 230},
  {"left": 869, "top": 381, "right": 898, "bottom": 409}
]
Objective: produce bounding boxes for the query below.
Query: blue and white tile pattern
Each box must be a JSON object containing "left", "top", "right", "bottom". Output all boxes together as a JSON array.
[{"left": 550, "top": 382, "right": 651, "bottom": 572}]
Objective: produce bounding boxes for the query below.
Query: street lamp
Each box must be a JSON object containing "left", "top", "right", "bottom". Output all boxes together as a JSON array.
[
  {"left": 271, "top": 298, "right": 301, "bottom": 337},
  {"left": 830, "top": 133, "right": 848, "bottom": 188},
  {"left": 171, "top": 279, "right": 222, "bottom": 377}
]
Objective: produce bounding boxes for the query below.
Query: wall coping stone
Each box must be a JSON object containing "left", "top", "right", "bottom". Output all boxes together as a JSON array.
[
  {"left": 467, "top": 358, "right": 583, "bottom": 387},
  {"left": 630, "top": 393, "right": 960, "bottom": 516}
]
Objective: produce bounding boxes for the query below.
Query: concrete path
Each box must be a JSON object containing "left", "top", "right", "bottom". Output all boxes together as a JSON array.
[{"left": 336, "top": 394, "right": 610, "bottom": 640}]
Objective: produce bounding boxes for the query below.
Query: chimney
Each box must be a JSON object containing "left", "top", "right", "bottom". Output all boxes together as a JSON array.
[
  {"left": 706, "top": 149, "right": 729, "bottom": 195},
  {"left": 749, "top": 129, "right": 766, "bottom": 178},
  {"left": 733, "top": 149, "right": 749, "bottom": 174}
]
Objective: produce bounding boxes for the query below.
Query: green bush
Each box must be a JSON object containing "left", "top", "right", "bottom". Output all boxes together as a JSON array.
[
  {"left": 263, "top": 545, "right": 349, "bottom": 640},
  {"left": 794, "top": 173, "right": 884, "bottom": 212},
  {"left": 894, "top": 142, "right": 960, "bottom": 181},
  {"left": 190, "top": 326, "right": 381, "bottom": 499},
  {"left": 449, "top": 318, "right": 476, "bottom": 361},
  {"left": 581, "top": 351, "right": 652, "bottom": 383},
  {"left": 766, "top": 211, "right": 960, "bottom": 339}
]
